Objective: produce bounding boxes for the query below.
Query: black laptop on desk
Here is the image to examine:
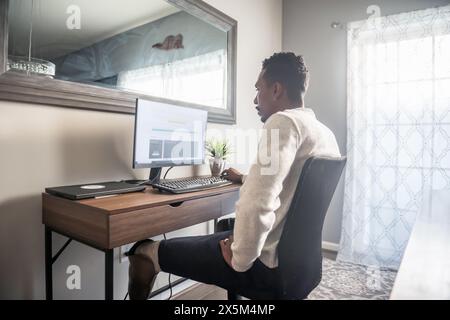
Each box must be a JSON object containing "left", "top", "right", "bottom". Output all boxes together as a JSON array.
[{"left": 45, "top": 181, "right": 146, "bottom": 200}]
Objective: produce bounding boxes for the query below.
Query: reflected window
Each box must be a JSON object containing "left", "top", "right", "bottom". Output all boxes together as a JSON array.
[{"left": 117, "top": 49, "right": 226, "bottom": 108}]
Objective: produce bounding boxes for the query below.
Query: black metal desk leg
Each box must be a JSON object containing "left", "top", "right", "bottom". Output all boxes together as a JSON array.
[
  {"left": 105, "top": 249, "right": 114, "bottom": 300},
  {"left": 45, "top": 226, "right": 53, "bottom": 300}
]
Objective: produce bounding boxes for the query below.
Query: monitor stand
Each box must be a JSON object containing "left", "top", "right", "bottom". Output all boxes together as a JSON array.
[
  {"left": 124, "top": 167, "right": 162, "bottom": 185},
  {"left": 148, "top": 167, "right": 162, "bottom": 184}
]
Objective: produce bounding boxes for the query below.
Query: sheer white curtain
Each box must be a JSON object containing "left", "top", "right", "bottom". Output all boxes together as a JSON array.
[
  {"left": 117, "top": 49, "right": 227, "bottom": 109},
  {"left": 338, "top": 5, "right": 450, "bottom": 269}
]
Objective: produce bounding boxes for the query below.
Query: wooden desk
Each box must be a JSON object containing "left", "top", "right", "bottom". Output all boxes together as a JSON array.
[
  {"left": 390, "top": 189, "right": 450, "bottom": 300},
  {"left": 42, "top": 184, "right": 240, "bottom": 300}
]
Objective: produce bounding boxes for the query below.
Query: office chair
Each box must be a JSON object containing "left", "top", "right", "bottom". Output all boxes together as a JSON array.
[{"left": 216, "top": 155, "right": 347, "bottom": 300}]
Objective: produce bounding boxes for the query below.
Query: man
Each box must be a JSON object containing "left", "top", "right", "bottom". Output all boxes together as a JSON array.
[{"left": 127, "top": 52, "right": 341, "bottom": 299}]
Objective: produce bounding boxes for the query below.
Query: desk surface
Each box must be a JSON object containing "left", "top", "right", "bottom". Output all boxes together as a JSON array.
[
  {"left": 43, "top": 184, "right": 240, "bottom": 249},
  {"left": 77, "top": 184, "right": 240, "bottom": 214},
  {"left": 390, "top": 189, "right": 450, "bottom": 300}
]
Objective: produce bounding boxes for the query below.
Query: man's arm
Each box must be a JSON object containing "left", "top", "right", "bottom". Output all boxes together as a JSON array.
[{"left": 230, "top": 114, "right": 301, "bottom": 272}]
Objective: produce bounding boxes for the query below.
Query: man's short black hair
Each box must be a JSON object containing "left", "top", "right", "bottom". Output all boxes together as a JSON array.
[{"left": 262, "top": 52, "right": 309, "bottom": 103}]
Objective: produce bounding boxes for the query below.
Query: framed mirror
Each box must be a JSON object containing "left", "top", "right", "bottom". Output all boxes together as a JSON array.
[{"left": 0, "top": 0, "right": 237, "bottom": 124}]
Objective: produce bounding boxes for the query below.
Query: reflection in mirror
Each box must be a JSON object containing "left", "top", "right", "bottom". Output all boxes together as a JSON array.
[{"left": 8, "top": 0, "right": 228, "bottom": 109}]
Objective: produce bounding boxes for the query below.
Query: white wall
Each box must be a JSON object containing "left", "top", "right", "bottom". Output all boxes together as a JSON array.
[
  {"left": 282, "top": 0, "right": 450, "bottom": 244},
  {"left": 0, "top": 0, "right": 282, "bottom": 299}
]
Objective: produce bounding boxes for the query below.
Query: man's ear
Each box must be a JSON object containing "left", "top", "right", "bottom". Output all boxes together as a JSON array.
[{"left": 272, "top": 82, "right": 284, "bottom": 101}]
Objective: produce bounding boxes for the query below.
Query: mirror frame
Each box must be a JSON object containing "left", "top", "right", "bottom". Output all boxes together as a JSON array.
[{"left": 0, "top": 0, "right": 237, "bottom": 124}]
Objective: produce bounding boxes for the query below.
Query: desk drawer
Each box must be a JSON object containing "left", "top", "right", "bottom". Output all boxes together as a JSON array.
[{"left": 108, "top": 192, "right": 236, "bottom": 248}]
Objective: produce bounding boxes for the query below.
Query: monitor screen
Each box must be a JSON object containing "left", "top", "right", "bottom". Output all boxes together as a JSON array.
[{"left": 133, "top": 98, "right": 208, "bottom": 169}]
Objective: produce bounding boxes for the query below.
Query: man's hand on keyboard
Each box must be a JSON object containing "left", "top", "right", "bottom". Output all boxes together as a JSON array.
[{"left": 220, "top": 168, "right": 243, "bottom": 184}]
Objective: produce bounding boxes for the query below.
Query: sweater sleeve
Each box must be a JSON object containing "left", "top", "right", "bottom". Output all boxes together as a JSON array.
[{"left": 230, "top": 114, "right": 301, "bottom": 272}]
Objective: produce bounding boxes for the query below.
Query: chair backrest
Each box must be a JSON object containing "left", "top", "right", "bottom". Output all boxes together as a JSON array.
[{"left": 277, "top": 156, "right": 346, "bottom": 299}]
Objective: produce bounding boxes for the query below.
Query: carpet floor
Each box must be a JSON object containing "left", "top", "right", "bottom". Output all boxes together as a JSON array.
[{"left": 308, "top": 258, "right": 397, "bottom": 300}]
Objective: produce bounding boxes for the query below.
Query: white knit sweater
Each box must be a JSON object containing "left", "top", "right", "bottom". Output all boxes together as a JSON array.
[{"left": 231, "top": 107, "right": 341, "bottom": 272}]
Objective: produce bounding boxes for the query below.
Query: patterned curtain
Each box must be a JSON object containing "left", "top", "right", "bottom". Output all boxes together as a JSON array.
[{"left": 338, "top": 5, "right": 450, "bottom": 269}]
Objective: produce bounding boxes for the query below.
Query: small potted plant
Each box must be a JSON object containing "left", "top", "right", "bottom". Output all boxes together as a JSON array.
[{"left": 205, "top": 139, "right": 230, "bottom": 177}]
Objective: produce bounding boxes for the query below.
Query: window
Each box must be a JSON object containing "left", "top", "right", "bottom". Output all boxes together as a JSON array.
[{"left": 339, "top": 5, "right": 450, "bottom": 269}]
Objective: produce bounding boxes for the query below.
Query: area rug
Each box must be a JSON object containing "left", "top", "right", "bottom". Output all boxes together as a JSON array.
[{"left": 307, "top": 258, "right": 397, "bottom": 300}]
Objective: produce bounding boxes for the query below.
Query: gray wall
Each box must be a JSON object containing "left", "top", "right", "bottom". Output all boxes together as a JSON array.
[{"left": 283, "top": 0, "right": 450, "bottom": 244}]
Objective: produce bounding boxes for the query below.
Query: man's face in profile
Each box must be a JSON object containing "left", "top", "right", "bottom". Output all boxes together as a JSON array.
[{"left": 254, "top": 69, "right": 275, "bottom": 123}]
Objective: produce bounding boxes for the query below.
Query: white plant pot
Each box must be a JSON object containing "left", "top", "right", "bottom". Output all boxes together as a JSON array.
[{"left": 209, "top": 158, "right": 225, "bottom": 177}]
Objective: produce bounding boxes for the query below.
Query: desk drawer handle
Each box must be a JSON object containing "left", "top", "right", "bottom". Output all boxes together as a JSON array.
[{"left": 169, "top": 201, "right": 184, "bottom": 207}]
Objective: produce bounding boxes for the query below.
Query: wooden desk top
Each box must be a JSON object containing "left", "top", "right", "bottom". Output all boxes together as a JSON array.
[
  {"left": 43, "top": 183, "right": 241, "bottom": 249},
  {"left": 390, "top": 189, "right": 450, "bottom": 300},
  {"left": 75, "top": 183, "right": 241, "bottom": 214}
]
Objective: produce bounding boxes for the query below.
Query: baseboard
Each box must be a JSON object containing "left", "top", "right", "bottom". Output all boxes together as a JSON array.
[{"left": 322, "top": 241, "right": 339, "bottom": 252}]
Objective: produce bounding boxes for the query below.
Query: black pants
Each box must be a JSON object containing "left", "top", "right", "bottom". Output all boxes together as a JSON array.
[{"left": 158, "top": 231, "right": 280, "bottom": 295}]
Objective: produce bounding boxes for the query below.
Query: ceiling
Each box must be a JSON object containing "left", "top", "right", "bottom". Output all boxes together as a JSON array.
[{"left": 8, "top": 0, "right": 180, "bottom": 59}]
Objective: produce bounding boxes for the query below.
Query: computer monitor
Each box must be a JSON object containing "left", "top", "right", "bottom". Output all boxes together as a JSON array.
[{"left": 133, "top": 98, "right": 208, "bottom": 183}]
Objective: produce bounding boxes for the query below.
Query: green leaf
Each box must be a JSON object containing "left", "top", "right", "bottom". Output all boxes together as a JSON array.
[{"left": 205, "top": 138, "right": 232, "bottom": 159}]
